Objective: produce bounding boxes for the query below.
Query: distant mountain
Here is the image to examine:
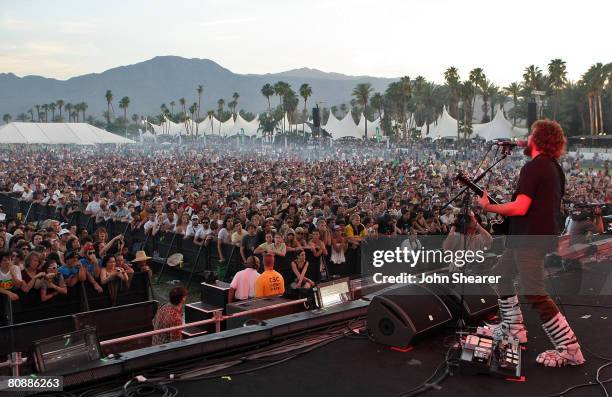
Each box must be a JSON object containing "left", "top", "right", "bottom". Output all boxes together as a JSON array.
[{"left": 0, "top": 56, "right": 398, "bottom": 119}]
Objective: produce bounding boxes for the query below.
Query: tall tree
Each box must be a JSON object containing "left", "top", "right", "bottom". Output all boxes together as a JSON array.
[
  {"left": 49, "top": 102, "right": 56, "bottom": 121},
  {"left": 261, "top": 83, "right": 274, "bottom": 111},
  {"left": 105, "top": 90, "right": 114, "bottom": 124},
  {"left": 2, "top": 114, "right": 11, "bottom": 124},
  {"left": 35, "top": 104, "right": 41, "bottom": 121},
  {"left": 469, "top": 68, "right": 486, "bottom": 121},
  {"left": 547, "top": 59, "right": 568, "bottom": 120},
  {"left": 79, "top": 102, "right": 88, "bottom": 121},
  {"left": 370, "top": 92, "right": 384, "bottom": 134},
  {"left": 232, "top": 92, "right": 240, "bottom": 115},
  {"left": 179, "top": 98, "right": 186, "bottom": 115},
  {"left": 217, "top": 99, "right": 225, "bottom": 134},
  {"left": 196, "top": 85, "right": 203, "bottom": 136},
  {"left": 16, "top": 113, "right": 28, "bottom": 122},
  {"left": 444, "top": 66, "right": 461, "bottom": 119},
  {"left": 119, "top": 97, "right": 130, "bottom": 122},
  {"left": 64, "top": 103, "right": 72, "bottom": 122},
  {"left": 299, "top": 83, "right": 312, "bottom": 136},
  {"left": 352, "top": 83, "right": 373, "bottom": 139},
  {"left": 504, "top": 83, "right": 521, "bottom": 126},
  {"left": 169, "top": 101, "right": 175, "bottom": 116},
  {"left": 28, "top": 108, "right": 34, "bottom": 121},
  {"left": 56, "top": 99, "right": 64, "bottom": 121},
  {"left": 41, "top": 104, "right": 49, "bottom": 122}
]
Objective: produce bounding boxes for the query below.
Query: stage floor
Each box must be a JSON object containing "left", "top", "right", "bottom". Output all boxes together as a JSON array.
[{"left": 173, "top": 298, "right": 612, "bottom": 397}]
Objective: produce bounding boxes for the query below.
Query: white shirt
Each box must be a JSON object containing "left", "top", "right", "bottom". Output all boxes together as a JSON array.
[
  {"left": 185, "top": 223, "right": 202, "bottom": 239},
  {"left": 85, "top": 200, "right": 101, "bottom": 215},
  {"left": 230, "top": 268, "right": 259, "bottom": 300},
  {"left": 12, "top": 183, "right": 25, "bottom": 193}
]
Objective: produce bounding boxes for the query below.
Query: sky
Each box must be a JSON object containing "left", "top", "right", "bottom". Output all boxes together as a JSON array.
[{"left": 1, "top": 0, "right": 610, "bottom": 86}]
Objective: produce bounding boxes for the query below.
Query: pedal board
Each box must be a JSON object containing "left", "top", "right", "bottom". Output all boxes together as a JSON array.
[{"left": 458, "top": 326, "right": 521, "bottom": 379}]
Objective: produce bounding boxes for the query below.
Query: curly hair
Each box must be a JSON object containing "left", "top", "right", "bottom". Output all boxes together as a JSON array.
[{"left": 531, "top": 120, "right": 566, "bottom": 159}]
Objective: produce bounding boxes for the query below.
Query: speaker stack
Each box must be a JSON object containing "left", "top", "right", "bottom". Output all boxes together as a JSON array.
[
  {"left": 366, "top": 280, "right": 499, "bottom": 347},
  {"left": 527, "top": 100, "right": 537, "bottom": 130}
]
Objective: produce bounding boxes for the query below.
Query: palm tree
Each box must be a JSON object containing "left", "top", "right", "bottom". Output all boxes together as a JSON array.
[
  {"left": 469, "top": 68, "right": 485, "bottom": 121},
  {"left": 73, "top": 104, "right": 81, "bottom": 122},
  {"left": 56, "top": 99, "right": 64, "bottom": 121},
  {"left": 217, "top": 99, "right": 225, "bottom": 134},
  {"left": 232, "top": 92, "right": 240, "bottom": 114},
  {"left": 444, "top": 66, "right": 461, "bottom": 119},
  {"left": 479, "top": 79, "right": 493, "bottom": 122},
  {"left": 79, "top": 102, "right": 88, "bottom": 121},
  {"left": 41, "top": 104, "right": 49, "bottom": 122},
  {"left": 207, "top": 110, "right": 215, "bottom": 135},
  {"left": 188, "top": 102, "right": 198, "bottom": 134},
  {"left": 196, "top": 85, "right": 204, "bottom": 136},
  {"left": 370, "top": 92, "right": 384, "bottom": 134},
  {"left": 119, "top": 97, "right": 130, "bottom": 122},
  {"left": 2, "top": 114, "right": 11, "bottom": 124},
  {"left": 64, "top": 103, "right": 72, "bottom": 122},
  {"left": 196, "top": 85, "right": 204, "bottom": 120},
  {"left": 261, "top": 84, "right": 274, "bottom": 111},
  {"left": 28, "top": 108, "right": 34, "bottom": 121},
  {"left": 35, "top": 105, "right": 41, "bottom": 121},
  {"left": 299, "top": 83, "right": 312, "bottom": 136},
  {"left": 16, "top": 113, "right": 28, "bottom": 122},
  {"left": 459, "top": 81, "right": 475, "bottom": 140},
  {"left": 48, "top": 102, "right": 56, "bottom": 121},
  {"left": 228, "top": 100, "right": 238, "bottom": 117},
  {"left": 582, "top": 63, "right": 608, "bottom": 134},
  {"left": 169, "top": 101, "right": 175, "bottom": 116},
  {"left": 179, "top": 98, "right": 186, "bottom": 115},
  {"left": 352, "top": 83, "right": 373, "bottom": 139},
  {"left": 105, "top": 90, "right": 114, "bottom": 124},
  {"left": 522, "top": 65, "right": 545, "bottom": 93},
  {"left": 548, "top": 59, "right": 567, "bottom": 120},
  {"left": 504, "top": 82, "right": 521, "bottom": 126}
]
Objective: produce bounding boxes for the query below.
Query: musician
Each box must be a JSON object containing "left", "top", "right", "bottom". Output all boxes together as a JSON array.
[{"left": 478, "top": 120, "right": 584, "bottom": 368}]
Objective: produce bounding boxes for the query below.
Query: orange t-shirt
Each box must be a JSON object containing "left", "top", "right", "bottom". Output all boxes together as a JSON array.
[{"left": 255, "top": 270, "right": 285, "bottom": 297}]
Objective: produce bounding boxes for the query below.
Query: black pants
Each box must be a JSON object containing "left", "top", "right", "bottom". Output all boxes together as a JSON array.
[{"left": 493, "top": 247, "right": 559, "bottom": 322}]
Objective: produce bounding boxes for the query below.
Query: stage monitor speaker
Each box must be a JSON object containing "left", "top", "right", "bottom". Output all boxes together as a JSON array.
[
  {"left": 312, "top": 107, "right": 321, "bottom": 127},
  {"left": 527, "top": 101, "right": 537, "bottom": 130},
  {"left": 367, "top": 284, "right": 452, "bottom": 348},
  {"left": 426, "top": 282, "right": 498, "bottom": 324},
  {"left": 33, "top": 327, "right": 101, "bottom": 373}
]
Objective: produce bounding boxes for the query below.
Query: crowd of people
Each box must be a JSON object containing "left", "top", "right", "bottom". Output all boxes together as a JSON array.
[{"left": 0, "top": 141, "right": 609, "bottom": 306}]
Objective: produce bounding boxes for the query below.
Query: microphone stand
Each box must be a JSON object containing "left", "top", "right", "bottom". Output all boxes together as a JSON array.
[{"left": 441, "top": 146, "right": 511, "bottom": 333}]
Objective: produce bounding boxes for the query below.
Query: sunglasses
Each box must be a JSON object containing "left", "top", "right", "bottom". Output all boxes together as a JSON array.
[{"left": 87, "top": 251, "right": 96, "bottom": 255}]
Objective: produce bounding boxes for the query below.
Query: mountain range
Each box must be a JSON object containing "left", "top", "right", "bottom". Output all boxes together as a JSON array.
[{"left": 0, "top": 56, "right": 398, "bottom": 119}]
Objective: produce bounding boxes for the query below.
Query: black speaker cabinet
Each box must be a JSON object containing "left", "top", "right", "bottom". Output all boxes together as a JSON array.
[
  {"left": 426, "top": 282, "right": 498, "bottom": 324},
  {"left": 312, "top": 107, "right": 321, "bottom": 127},
  {"left": 527, "top": 101, "right": 537, "bottom": 130},
  {"left": 367, "top": 284, "right": 452, "bottom": 347}
]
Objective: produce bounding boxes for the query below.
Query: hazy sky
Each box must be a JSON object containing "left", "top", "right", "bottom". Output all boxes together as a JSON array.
[{"left": 1, "top": 0, "right": 610, "bottom": 85}]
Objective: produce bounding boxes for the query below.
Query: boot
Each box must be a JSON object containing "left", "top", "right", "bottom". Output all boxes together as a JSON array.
[
  {"left": 485, "top": 295, "right": 528, "bottom": 344},
  {"left": 536, "top": 312, "right": 585, "bottom": 367}
]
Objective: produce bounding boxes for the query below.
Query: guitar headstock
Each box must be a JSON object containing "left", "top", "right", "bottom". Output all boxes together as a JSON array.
[{"left": 455, "top": 171, "right": 470, "bottom": 185}]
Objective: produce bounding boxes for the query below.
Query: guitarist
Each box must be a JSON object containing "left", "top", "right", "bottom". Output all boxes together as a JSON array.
[{"left": 477, "top": 120, "right": 584, "bottom": 368}]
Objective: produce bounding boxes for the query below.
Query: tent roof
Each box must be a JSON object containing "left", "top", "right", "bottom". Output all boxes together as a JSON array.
[
  {"left": 197, "top": 116, "right": 221, "bottom": 135},
  {"left": 328, "top": 113, "right": 363, "bottom": 140},
  {"left": 356, "top": 114, "right": 381, "bottom": 137},
  {"left": 426, "top": 107, "right": 458, "bottom": 139},
  {"left": 0, "top": 122, "right": 135, "bottom": 144},
  {"left": 473, "top": 106, "right": 522, "bottom": 140},
  {"left": 232, "top": 114, "right": 259, "bottom": 136}
]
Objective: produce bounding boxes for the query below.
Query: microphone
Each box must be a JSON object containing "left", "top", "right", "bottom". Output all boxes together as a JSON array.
[{"left": 492, "top": 140, "right": 527, "bottom": 148}]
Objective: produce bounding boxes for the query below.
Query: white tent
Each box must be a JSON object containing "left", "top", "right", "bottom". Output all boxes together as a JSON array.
[
  {"left": 232, "top": 114, "right": 259, "bottom": 136},
  {"left": 275, "top": 113, "right": 291, "bottom": 133},
  {"left": 0, "top": 122, "right": 135, "bottom": 145},
  {"left": 473, "top": 106, "right": 523, "bottom": 141},
  {"left": 165, "top": 120, "right": 186, "bottom": 136},
  {"left": 427, "top": 107, "right": 458, "bottom": 139},
  {"left": 323, "top": 112, "right": 340, "bottom": 133},
  {"left": 291, "top": 123, "right": 312, "bottom": 134},
  {"left": 147, "top": 121, "right": 165, "bottom": 135},
  {"left": 218, "top": 117, "right": 235, "bottom": 137},
  {"left": 327, "top": 113, "right": 363, "bottom": 140},
  {"left": 356, "top": 114, "right": 381, "bottom": 138},
  {"left": 198, "top": 116, "right": 221, "bottom": 135}
]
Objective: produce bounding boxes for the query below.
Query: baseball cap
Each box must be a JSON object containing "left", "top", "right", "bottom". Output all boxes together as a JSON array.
[
  {"left": 58, "top": 229, "right": 70, "bottom": 236},
  {"left": 191, "top": 215, "right": 199, "bottom": 221}
]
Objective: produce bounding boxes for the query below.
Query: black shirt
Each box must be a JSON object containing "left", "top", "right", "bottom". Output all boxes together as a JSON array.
[{"left": 508, "top": 154, "right": 564, "bottom": 248}]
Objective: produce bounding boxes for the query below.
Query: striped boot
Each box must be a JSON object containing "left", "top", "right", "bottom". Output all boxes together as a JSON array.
[
  {"left": 536, "top": 312, "right": 585, "bottom": 367},
  {"left": 485, "top": 295, "right": 528, "bottom": 344}
]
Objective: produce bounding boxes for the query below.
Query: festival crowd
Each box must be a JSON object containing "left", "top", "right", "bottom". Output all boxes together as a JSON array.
[{"left": 0, "top": 141, "right": 609, "bottom": 306}]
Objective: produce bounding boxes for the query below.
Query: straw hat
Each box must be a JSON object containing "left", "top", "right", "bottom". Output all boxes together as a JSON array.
[{"left": 132, "top": 250, "right": 152, "bottom": 263}]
